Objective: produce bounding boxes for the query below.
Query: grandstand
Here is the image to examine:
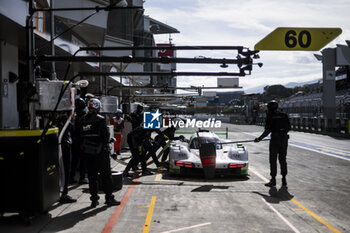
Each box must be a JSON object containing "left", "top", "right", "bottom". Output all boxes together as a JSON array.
[{"left": 275, "top": 78, "right": 350, "bottom": 134}]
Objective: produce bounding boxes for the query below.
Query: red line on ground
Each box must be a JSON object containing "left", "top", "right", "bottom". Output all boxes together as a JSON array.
[{"left": 101, "top": 177, "right": 139, "bottom": 233}]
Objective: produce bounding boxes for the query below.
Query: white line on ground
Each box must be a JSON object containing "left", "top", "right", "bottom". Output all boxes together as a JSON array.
[
  {"left": 262, "top": 198, "right": 301, "bottom": 233},
  {"left": 289, "top": 143, "right": 350, "bottom": 162},
  {"left": 242, "top": 131, "right": 350, "bottom": 162},
  {"left": 249, "top": 152, "right": 340, "bottom": 233},
  {"left": 160, "top": 222, "right": 212, "bottom": 233}
]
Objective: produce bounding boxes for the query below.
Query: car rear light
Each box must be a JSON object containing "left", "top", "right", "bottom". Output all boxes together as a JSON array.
[
  {"left": 175, "top": 161, "right": 194, "bottom": 167},
  {"left": 229, "top": 163, "right": 245, "bottom": 168}
]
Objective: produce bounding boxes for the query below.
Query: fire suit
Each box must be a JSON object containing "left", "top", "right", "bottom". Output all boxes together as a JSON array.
[
  {"left": 258, "top": 110, "right": 291, "bottom": 177},
  {"left": 77, "top": 112, "right": 114, "bottom": 202},
  {"left": 124, "top": 127, "right": 163, "bottom": 174}
]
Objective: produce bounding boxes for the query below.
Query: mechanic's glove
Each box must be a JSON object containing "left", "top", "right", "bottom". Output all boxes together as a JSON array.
[
  {"left": 179, "top": 135, "right": 185, "bottom": 141},
  {"left": 109, "top": 137, "right": 116, "bottom": 143},
  {"left": 254, "top": 137, "right": 261, "bottom": 143}
]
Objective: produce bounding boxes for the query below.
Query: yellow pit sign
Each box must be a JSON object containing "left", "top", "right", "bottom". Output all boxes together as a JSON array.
[{"left": 255, "top": 27, "right": 342, "bottom": 51}]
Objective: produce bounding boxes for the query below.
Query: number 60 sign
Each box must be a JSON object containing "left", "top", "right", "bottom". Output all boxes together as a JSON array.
[{"left": 255, "top": 27, "right": 342, "bottom": 51}]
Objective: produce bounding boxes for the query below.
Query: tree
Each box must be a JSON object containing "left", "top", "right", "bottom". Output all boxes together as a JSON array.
[{"left": 262, "top": 85, "right": 293, "bottom": 101}]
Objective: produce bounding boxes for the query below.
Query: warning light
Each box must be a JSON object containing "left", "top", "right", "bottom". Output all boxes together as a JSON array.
[
  {"left": 175, "top": 161, "right": 194, "bottom": 167},
  {"left": 229, "top": 163, "right": 245, "bottom": 168}
]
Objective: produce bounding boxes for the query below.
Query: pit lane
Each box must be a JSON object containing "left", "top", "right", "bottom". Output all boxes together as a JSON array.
[{"left": 0, "top": 123, "right": 349, "bottom": 233}]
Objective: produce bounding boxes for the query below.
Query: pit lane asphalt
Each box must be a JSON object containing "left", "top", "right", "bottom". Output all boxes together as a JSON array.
[{"left": 0, "top": 123, "right": 349, "bottom": 233}]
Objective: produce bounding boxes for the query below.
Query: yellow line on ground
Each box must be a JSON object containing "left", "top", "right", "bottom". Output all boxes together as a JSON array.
[
  {"left": 138, "top": 206, "right": 149, "bottom": 208},
  {"left": 291, "top": 199, "right": 341, "bottom": 233},
  {"left": 249, "top": 166, "right": 269, "bottom": 182},
  {"left": 154, "top": 166, "right": 163, "bottom": 181},
  {"left": 155, "top": 172, "right": 162, "bottom": 181},
  {"left": 250, "top": 166, "right": 341, "bottom": 233},
  {"left": 142, "top": 196, "right": 157, "bottom": 233},
  {"left": 291, "top": 208, "right": 304, "bottom": 211}
]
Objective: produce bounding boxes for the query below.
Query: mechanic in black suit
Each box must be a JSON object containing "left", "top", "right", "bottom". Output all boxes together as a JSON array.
[
  {"left": 255, "top": 100, "right": 291, "bottom": 187},
  {"left": 153, "top": 125, "right": 184, "bottom": 164},
  {"left": 77, "top": 98, "right": 120, "bottom": 208},
  {"left": 130, "top": 104, "right": 144, "bottom": 130},
  {"left": 70, "top": 97, "right": 88, "bottom": 184},
  {"left": 123, "top": 127, "right": 164, "bottom": 177}
]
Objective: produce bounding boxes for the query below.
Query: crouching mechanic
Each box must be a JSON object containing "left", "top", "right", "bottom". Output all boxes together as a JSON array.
[
  {"left": 148, "top": 125, "right": 184, "bottom": 166},
  {"left": 159, "top": 125, "right": 184, "bottom": 163},
  {"left": 255, "top": 100, "right": 291, "bottom": 187},
  {"left": 123, "top": 127, "right": 164, "bottom": 177},
  {"left": 77, "top": 98, "right": 120, "bottom": 207}
]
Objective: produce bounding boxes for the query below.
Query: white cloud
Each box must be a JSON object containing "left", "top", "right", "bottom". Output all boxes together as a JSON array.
[{"left": 144, "top": 0, "right": 350, "bottom": 93}]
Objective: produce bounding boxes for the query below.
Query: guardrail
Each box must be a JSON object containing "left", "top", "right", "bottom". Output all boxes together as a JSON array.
[{"left": 256, "top": 116, "right": 350, "bottom": 136}]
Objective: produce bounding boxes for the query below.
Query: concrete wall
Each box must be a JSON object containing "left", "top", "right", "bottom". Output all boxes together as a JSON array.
[{"left": 0, "top": 41, "right": 19, "bottom": 128}]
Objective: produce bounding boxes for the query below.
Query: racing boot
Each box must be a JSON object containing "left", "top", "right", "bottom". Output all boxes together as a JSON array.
[
  {"left": 59, "top": 194, "right": 77, "bottom": 204},
  {"left": 105, "top": 198, "right": 121, "bottom": 206},
  {"left": 160, "top": 161, "right": 169, "bottom": 169},
  {"left": 282, "top": 176, "right": 287, "bottom": 187},
  {"left": 265, "top": 177, "right": 276, "bottom": 187},
  {"left": 91, "top": 200, "right": 99, "bottom": 208},
  {"left": 78, "top": 178, "right": 89, "bottom": 185},
  {"left": 141, "top": 169, "right": 153, "bottom": 176}
]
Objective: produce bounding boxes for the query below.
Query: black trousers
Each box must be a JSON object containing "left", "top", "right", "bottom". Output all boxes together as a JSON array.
[
  {"left": 148, "top": 138, "right": 168, "bottom": 163},
  {"left": 145, "top": 149, "right": 160, "bottom": 167},
  {"left": 125, "top": 146, "right": 147, "bottom": 172},
  {"left": 145, "top": 142, "right": 162, "bottom": 167},
  {"left": 85, "top": 151, "right": 114, "bottom": 202},
  {"left": 71, "top": 142, "right": 86, "bottom": 180},
  {"left": 61, "top": 144, "right": 72, "bottom": 196},
  {"left": 125, "top": 135, "right": 147, "bottom": 172},
  {"left": 160, "top": 143, "right": 169, "bottom": 162},
  {"left": 269, "top": 135, "right": 288, "bottom": 177}
]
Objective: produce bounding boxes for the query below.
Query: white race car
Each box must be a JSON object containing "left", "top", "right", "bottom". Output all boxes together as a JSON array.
[{"left": 169, "top": 130, "right": 249, "bottom": 177}]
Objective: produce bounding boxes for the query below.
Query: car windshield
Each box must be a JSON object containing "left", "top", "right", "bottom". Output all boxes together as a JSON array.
[{"left": 189, "top": 137, "right": 222, "bottom": 150}]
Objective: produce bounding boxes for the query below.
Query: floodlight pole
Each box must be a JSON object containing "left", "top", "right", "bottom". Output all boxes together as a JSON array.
[{"left": 322, "top": 48, "right": 336, "bottom": 130}]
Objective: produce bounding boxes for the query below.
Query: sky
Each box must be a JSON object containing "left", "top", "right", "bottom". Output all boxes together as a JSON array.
[{"left": 143, "top": 0, "right": 350, "bottom": 93}]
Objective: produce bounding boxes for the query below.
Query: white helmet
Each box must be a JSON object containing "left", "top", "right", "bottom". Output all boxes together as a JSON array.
[
  {"left": 88, "top": 98, "right": 101, "bottom": 110},
  {"left": 116, "top": 109, "right": 123, "bottom": 115}
]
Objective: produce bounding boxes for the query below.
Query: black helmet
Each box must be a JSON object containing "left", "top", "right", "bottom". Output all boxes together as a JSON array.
[
  {"left": 75, "top": 97, "right": 86, "bottom": 110},
  {"left": 267, "top": 100, "right": 278, "bottom": 112}
]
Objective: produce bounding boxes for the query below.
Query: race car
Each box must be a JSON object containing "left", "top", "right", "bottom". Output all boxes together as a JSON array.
[{"left": 169, "top": 130, "right": 248, "bottom": 177}]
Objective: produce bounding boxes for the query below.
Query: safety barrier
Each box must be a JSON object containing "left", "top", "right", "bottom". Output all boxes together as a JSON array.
[
  {"left": 255, "top": 115, "right": 350, "bottom": 137},
  {"left": 281, "top": 117, "right": 350, "bottom": 136}
]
